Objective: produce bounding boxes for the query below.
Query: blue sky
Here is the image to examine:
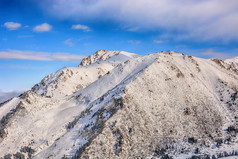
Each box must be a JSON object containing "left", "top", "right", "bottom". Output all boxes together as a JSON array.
[{"left": 0, "top": 0, "right": 238, "bottom": 92}]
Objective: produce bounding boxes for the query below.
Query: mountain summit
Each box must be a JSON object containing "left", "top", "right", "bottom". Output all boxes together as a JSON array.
[
  {"left": 31, "top": 50, "right": 140, "bottom": 98},
  {"left": 0, "top": 50, "right": 238, "bottom": 159}
]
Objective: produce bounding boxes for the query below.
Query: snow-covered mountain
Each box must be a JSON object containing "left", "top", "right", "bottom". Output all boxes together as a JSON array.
[
  {"left": 32, "top": 49, "right": 140, "bottom": 98},
  {"left": 0, "top": 50, "right": 238, "bottom": 159},
  {"left": 225, "top": 56, "right": 238, "bottom": 67}
]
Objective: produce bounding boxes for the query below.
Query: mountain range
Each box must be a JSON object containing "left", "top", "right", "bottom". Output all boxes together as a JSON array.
[{"left": 0, "top": 50, "right": 238, "bottom": 159}]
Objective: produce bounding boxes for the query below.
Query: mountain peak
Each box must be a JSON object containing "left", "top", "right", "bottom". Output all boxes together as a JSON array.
[
  {"left": 1, "top": 51, "right": 238, "bottom": 158},
  {"left": 79, "top": 49, "right": 139, "bottom": 66},
  {"left": 31, "top": 50, "right": 140, "bottom": 98},
  {"left": 79, "top": 49, "right": 111, "bottom": 66}
]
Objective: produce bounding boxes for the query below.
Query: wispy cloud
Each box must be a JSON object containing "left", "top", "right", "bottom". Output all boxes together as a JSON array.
[
  {"left": 17, "top": 35, "right": 34, "bottom": 38},
  {"left": 33, "top": 23, "right": 52, "bottom": 32},
  {"left": 153, "top": 40, "right": 163, "bottom": 44},
  {"left": 195, "top": 48, "right": 232, "bottom": 60},
  {"left": 176, "top": 45, "right": 187, "bottom": 49},
  {"left": 3, "top": 22, "right": 21, "bottom": 30},
  {"left": 0, "top": 90, "right": 25, "bottom": 103},
  {"left": 83, "top": 43, "right": 91, "bottom": 46},
  {"left": 0, "top": 64, "right": 50, "bottom": 70},
  {"left": 72, "top": 24, "right": 90, "bottom": 32},
  {"left": 0, "top": 50, "right": 84, "bottom": 61},
  {"left": 128, "top": 40, "right": 141, "bottom": 44},
  {"left": 63, "top": 37, "right": 91, "bottom": 47},
  {"left": 123, "top": 26, "right": 139, "bottom": 32},
  {"left": 64, "top": 39, "right": 74, "bottom": 47},
  {"left": 38, "top": 0, "right": 238, "bottom": 42}
]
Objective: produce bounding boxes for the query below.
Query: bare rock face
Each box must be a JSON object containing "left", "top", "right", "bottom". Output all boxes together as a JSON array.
[
  {"left": 1, "top": 51, "right": 238, "bottom": 159},
  {"left": 80, "top": 49, "right": 108, "bottom": 66},
  {"left": 79, "top": 49, "right": 130, "bottom": 66}
]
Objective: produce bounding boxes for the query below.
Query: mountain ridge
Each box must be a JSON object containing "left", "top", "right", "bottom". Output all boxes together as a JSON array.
[
  {"left": 225, "top": 56, "right": 238, "bottom": 67},
  {"left": 31, "top": 50, "right": 140, "bottom": 98},
  {"left": 0, "top": 50, "right": 238, "bottom": 159}
]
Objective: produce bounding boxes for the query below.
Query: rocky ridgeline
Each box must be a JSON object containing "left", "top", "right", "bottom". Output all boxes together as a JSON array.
[
  {"left": 30, "top": 50, "right": 137, "bottom": 98},
  {"left": 0, "top": 51, "right": 238, "bottom": 159},
  {"left": 79, "top": 49, "right": 118, "bottom": 66}
]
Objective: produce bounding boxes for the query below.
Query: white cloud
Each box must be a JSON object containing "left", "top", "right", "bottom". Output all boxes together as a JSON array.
[
  {"left": 3, "top": 22, "right": 21, "bottom": 30},
  {"left": 0, "top": 50, "right": 84, "bottom": 61},
  {"left": 38, "top": 0, "right": 238, "bottom": 41},
  {"left": 33, "top": 23, "right": 52, "bottom": 32},
  {"left": 72, "top": 24, "right": 90, "bottom": 32}
]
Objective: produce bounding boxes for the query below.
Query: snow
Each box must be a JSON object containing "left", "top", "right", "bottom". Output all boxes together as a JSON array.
[
  {"left": 0, "top": 50, "right": 141, "bottom": 158},
  {"left": 0, "top": 97, "right": 20, "bottom": 119},
  {"left": 73, "top": 53, "right": 157, "bottom": 104},
  {"left": 34, "top": 53, "right": 157, "bottom": 158},
  {"left": 0, "top": 51, "right": 238, "bottom": 158},
  {"left": 32, "top": 50, "right": 140, "bottom": 98},
  {"left": 225, "top": 56, "right": 238, "bottom": 66}
]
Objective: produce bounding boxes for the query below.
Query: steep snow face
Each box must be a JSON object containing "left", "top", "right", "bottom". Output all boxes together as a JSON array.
[
  {"left": 36, "top": 53, "right": 238, "bottom": 158},
  {"left": 35, "top": 53, "right": 159, "bottom": 158},
  {"left": 31, "top": 50, "right": 140, "bottom": 98},
  {"left": 0, "top": 97, "right": 20, "bottom": 120},
  {"left": 1, "top": 51, "right": 238, "bottom": 159},
  {"left": 0, "top": 52, "right": 150, "bottom": 158},
  {"left": 70, "top": 53, "right": 238, "bottom": 159}
]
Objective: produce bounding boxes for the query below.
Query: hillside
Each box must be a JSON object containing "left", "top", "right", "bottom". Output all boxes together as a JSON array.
[{"left": 0, "top": 51, "right": 238, "bottom": 159}]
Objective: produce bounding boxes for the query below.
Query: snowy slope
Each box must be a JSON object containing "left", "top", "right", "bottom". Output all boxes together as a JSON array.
[
  {"left": 225, "top": 56, "right": 238, "bottom": 67},
  {"left": 0, "top": 51, "right": 238, "bottom": 159},
  {"left": 32, "top": 49, "right": 140, "bottom": 98}
]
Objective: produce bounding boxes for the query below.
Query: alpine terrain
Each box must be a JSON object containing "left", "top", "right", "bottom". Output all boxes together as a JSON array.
[{"left": 1, "top": 50, "right": 238, "bottom": 159}]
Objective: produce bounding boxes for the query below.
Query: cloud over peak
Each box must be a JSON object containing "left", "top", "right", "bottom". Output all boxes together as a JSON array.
[
  {"left": 3, "top": 22, "right": 21, "bottom": 30},
  {"left": 38, "top": 0, "right": 238, "bottom": 42},
  {"left": 33, "top": 23, "right": 52, "bottom": 32}
]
